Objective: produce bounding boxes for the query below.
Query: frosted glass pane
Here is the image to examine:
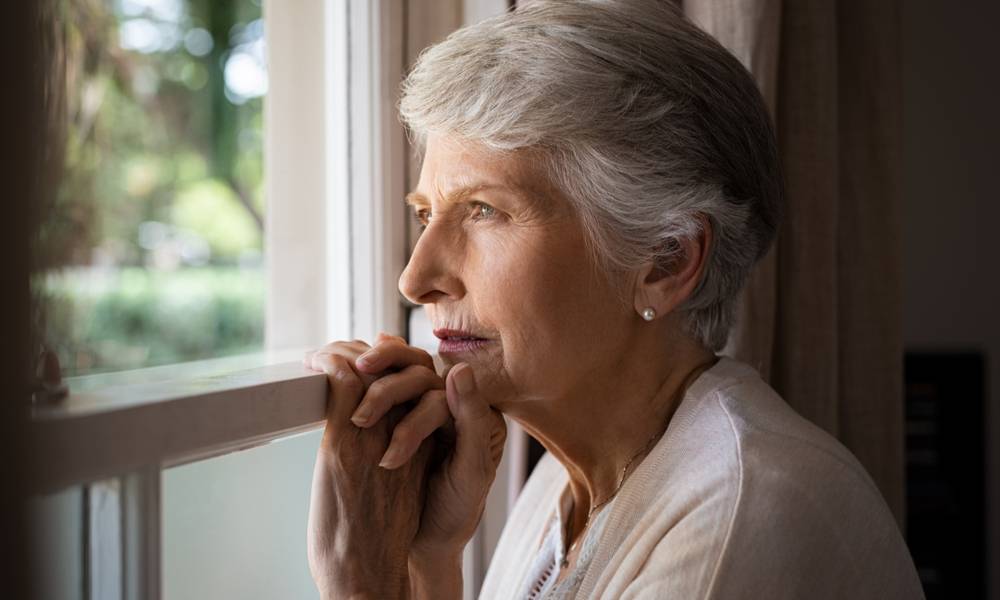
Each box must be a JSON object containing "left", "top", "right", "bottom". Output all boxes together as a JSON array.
[
  {"left": 29, "top": 487, "right": 85, "bottom": 600},
  {"left": 163, "top": 430, "right": 321, "bottom": 600}
]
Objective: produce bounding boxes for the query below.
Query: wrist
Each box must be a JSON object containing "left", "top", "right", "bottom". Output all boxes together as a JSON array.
[
  {"left": 410, "top": 537, "right": 466, "bottom": 562},
  {"left": 409, "top": 550, "right": 463, "bottom": 600},
  {"left": 317, "top": 557, "right": 410, "bottom": 600}
]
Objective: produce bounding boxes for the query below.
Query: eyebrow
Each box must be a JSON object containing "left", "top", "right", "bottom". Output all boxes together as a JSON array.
[{"left": 404, "top": 183, "right": 522, "bottom": 208}]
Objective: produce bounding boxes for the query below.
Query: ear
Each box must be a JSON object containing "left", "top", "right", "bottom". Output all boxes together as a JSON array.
[{"left": 633, "top": 216, "right": 713, "bottom": 320}]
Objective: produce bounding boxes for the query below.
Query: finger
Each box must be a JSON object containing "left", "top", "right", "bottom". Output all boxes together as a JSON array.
[
  {"left": 309, "top": 347, "right": 378, "bottom": 388},
  {"left": 350, "top": 364, "right": 444, "bottom": 428},
  {"left": 375, "top": 331, "right": 406, "bottom": 345},
  {"left": 325, "top": 339, "right": 371, "bottom": 354},
  {"left": 304, "top": 339, "right": 370, "bottom": 371},
  {"left": 302, "top": 349, "right": 329, "bottom": 369},
  {"left": 308, "top": 340, "right": 371, "bottom": 365},
  {"left": 445, "top": 363, "right": 505, "bottom": 474},
  {"left": 355, "top": 338, "right": 435, "bottom": 374},
  {"left": 312, "top": 352, "right": 366, "bottom": 427},
  {"left": 378, "top": 389, "right": 451, "bottom": 469}
]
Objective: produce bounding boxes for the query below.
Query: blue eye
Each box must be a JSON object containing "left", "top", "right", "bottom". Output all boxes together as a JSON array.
[{"left": 471, "top": 202, "right": 497, "bottom": 221}]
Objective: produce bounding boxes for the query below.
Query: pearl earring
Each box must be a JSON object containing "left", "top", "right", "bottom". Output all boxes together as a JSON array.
[{"left": 641, "top": 307, "right": 656, "bottom": 321}]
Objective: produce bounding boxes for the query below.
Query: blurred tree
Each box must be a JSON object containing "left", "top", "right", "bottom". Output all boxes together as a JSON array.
[
  {"left": 204, "top": 0, "right": 263, "bottom": 230},
  {"left": 40, "top": 0, "right": 265, "bottom": 268},
  {"left": 36, "top": 0, "right": 268, "bottom": 375}
]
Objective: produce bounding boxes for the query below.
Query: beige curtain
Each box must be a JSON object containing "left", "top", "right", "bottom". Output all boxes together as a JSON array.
[{"left": 685, "top": 0, "right": 905, "bottom": 524}]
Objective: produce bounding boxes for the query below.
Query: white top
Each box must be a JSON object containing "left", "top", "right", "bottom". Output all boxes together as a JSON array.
[
  {"left": 481, "top": 358, "right": 924, "bottom": 599},
  {"left": 518, "top": 487, "right": 612, "bottom": 599}
]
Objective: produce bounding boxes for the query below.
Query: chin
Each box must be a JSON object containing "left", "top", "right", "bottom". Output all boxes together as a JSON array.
[{"left": 439, "top": 352, "right": 511, "bottom": 402}]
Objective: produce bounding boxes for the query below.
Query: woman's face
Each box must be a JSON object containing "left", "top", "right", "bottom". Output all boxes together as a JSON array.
[{"left": 398, "top": 135, "right": 636, "bottom": 411}]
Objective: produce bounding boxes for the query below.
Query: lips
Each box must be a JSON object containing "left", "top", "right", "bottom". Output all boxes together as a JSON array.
[{"left": 433, "top": 328, "right": 494, "bottom": 355}]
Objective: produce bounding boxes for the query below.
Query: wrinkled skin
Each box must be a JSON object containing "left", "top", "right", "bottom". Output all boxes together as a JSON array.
[
  {"left": 305, "top": 334, "right": 505, "bottom": 599},
  {"left": 305, "top": 131, "right": 714, "bottom": 598}
]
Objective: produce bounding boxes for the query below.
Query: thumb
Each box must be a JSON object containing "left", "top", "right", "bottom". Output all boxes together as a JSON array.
[{"left": 445, "top": 363, "right": 501, "bottom": 473}]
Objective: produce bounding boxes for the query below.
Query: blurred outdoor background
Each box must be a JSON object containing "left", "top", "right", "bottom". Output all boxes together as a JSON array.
[{"left": 36, "top": 0, "right": 267, "bottom": 377}]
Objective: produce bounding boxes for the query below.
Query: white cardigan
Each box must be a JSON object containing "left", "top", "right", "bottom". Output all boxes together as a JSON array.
[{"left": 480, "top": 358, "right": 924, "bottom": 599}]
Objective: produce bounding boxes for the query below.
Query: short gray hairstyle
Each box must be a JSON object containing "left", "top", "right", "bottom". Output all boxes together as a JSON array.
[{"left": 400, "top": 0, "right": 782, "bottom": 351}]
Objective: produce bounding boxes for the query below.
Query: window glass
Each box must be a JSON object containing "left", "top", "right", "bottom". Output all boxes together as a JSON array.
[
  {"left": 163, "top": 431, "right": 322, "bottom": 600},
  {"left": 37, "top": 0, "right": 267, "bottom": 376},
  {"left": 28, "top": 487, "right": 86, "bottom": 600}
]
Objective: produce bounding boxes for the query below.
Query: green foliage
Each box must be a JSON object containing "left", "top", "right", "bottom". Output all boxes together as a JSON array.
[
  {"left": 39, "top": 0, "right": 265, "bottom": 268},
  {"left": 173, "top": 179, "right": 261, "bottom": 260},
  {"left": 42, "top": 267, "right": 265, "bottom": 377},
  {"left": 36, "top": 0, "right": 269, "bottom": 375}
]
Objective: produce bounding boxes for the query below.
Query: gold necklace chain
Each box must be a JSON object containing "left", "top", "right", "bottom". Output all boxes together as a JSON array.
[
  {"left": 560, "top": 426, "right": 664, "bottom": 568},
  {"left": 587, "top": 427, "right": 663, "bottom": 519},
  {"left": 559, "top": 357, "right": 719, "bottom": 570}
]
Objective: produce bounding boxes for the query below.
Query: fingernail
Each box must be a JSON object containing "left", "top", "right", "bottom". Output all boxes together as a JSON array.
[
  {"left": 350, "top": 404, "right": 372, "bottom": 427},
  {"left": 454, "top": 365, "right": 475, "bottom": 395},
  {"left": 356, "top": 349, "right": 379, "bottom": 367},
  {"left": 379, "top": 446, "right": 401, "bottom": 469}
]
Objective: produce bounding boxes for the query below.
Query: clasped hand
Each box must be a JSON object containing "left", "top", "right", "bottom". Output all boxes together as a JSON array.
[{"left": 304, "top": 333, "right": 506, "bottom": 599}]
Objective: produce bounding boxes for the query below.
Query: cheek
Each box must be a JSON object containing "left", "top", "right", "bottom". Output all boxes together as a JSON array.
[
  {"left": 470, "top": 227, "right": 576, "bottom": 325},
  {"left": 469, "top": 226, "right": 616, "bottom": 373}
]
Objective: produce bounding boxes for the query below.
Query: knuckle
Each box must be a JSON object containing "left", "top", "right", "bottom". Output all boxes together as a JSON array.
[
  {"left": 414, "top": 348, "right": 435, "bottom": 367},
  {"left": 363, "top": 382, "right": 393, "bottom": 414},
  {"left": 392, "top": 424, "right": 415, "bottom": 449},
  {"left": 320, "top": 340, "right": 351, "bottom": 352},
  {"left": 404, "top": 345, "right": 434, "bottom": 368},
  {"left": 366, "top": 376, "right": 388, "bottom": 398},
  {"left": 313, "top": 352, "right": 336, "bottom": 371},
  {"left": 329, "top": 357, "right": 362, "bottom": 388},
  {"left": 315, "top": 345, "right": 357, "bottom": 366},
  {"left": 348, "top": 340, "right": 372, "bottom": 353},
  {"left": 423, "top": 388, "right": 447, "bottom": 403},
  {"left": 373, "top": 338, "right": 408, "bottom": 361},
  {"left": 423, "top": 390, "right": 449, "bottom": 415},
  {"left": 416, "top": 392, "right": 450, "bottom": 431},
  {"left": 340, "top": 375, "right": 364, "bottom": 395},
  {"left": 377, "top": 335, "right": 405, "bottom": 349},
  {"left": 402, "top": 363, "right": 428, "bottom": 377},
  {"left": 408, "top": 364, "right": 443, "bottom": 387}
]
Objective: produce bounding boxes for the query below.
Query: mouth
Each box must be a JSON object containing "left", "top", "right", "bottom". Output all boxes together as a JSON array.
[{"left": 433, "top": 328, "right": 495, "bottom": 355}]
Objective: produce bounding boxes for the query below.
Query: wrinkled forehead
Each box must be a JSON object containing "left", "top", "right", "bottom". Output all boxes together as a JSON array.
[{"left": 411, "top": 134, "right": 563, "bottom": 209}]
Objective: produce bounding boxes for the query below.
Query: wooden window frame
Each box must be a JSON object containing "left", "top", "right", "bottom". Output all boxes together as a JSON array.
[
  {"left": 28, "top": 2, "right": 521, "bottom": 598},
  {"left": 31, "top": 2, "right": 408, "bottom": 598}
]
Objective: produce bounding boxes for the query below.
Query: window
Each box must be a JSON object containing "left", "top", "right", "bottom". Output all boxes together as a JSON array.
[
  {"left": 28, "top": 1, "right": 520, "bottom": 599},
  {"left": 37, "top": 0, "right": 268, "bottom": 378}
]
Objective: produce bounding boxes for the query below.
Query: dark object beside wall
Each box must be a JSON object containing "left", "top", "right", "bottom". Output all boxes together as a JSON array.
[{"left": 905, "top": 352, "right": 986, "bottom": 599}]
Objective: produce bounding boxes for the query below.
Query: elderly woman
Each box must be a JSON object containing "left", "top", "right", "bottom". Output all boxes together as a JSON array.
[{"left": 304, "top": 1, "right": 923, "bottom": 598}]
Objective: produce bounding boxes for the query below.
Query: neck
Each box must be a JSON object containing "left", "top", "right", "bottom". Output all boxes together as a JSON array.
[{"left": 508, "top": 327, "right": 716, "bottom": 541}]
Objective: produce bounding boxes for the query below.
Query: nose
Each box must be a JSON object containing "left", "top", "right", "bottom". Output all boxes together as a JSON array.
[{"left": 398, "top": 224, "right": 465, "bottom": 306}]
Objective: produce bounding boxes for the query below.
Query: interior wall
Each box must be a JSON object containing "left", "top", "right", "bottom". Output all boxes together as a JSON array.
[{"left": 901, "top": 2, "right": 1000, "bottom": 598}]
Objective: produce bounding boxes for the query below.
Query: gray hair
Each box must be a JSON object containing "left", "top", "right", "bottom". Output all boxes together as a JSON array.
[{"left": 399, "top": 0, "right": 782, "bottom": 351}]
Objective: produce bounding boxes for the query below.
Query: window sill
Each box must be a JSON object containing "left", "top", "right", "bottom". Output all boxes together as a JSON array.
[{"left": 29, "top": 349, "right": 326, "bottom": 494}]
